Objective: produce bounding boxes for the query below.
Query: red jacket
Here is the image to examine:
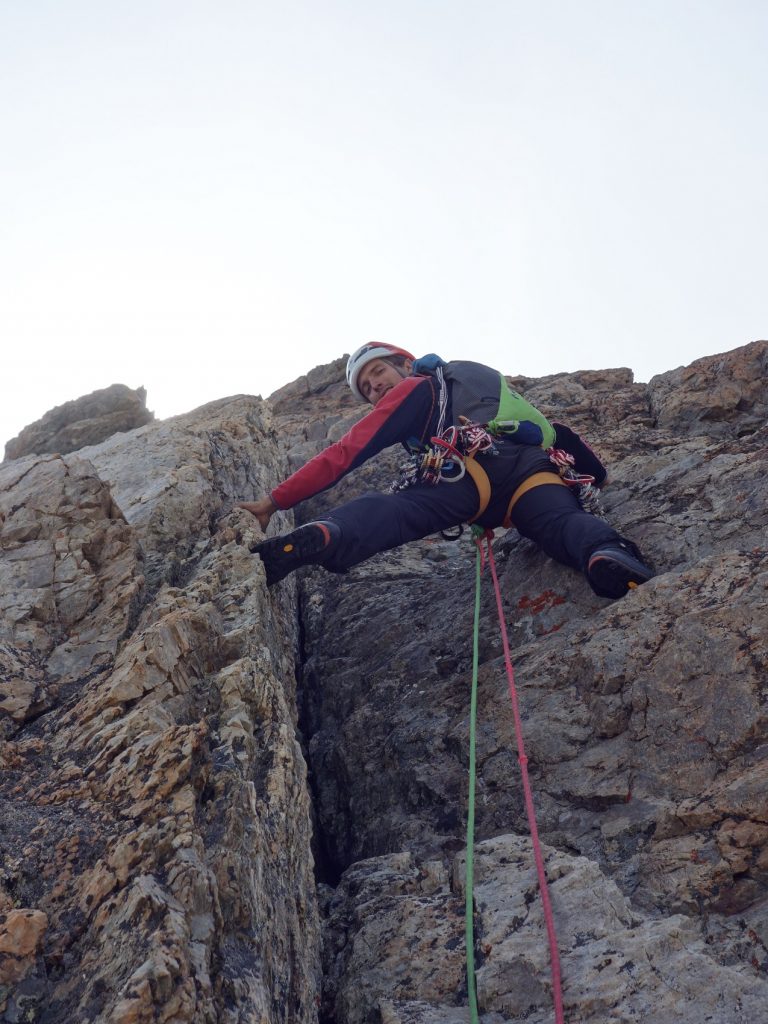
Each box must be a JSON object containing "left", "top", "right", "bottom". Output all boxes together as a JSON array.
[{"left": 271, "top": 375, "right": 439, "bottom": 509}]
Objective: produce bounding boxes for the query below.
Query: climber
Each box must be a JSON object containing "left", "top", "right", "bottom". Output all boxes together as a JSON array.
[{"left": 238, "top": 343, "right": 654, "bottom": 599}]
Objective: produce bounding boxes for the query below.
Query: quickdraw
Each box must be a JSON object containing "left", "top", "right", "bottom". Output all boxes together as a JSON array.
[
  {"left": 547, "top": 447, "right": 605, "bottom": 517},
  {"left": 450, "top": 418, "right": 497, "bottom": 456},
  {"left": 390, "top": 420, "right": 496, "bottom": 493}
]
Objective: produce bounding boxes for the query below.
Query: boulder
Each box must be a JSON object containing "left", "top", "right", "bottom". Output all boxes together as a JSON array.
[{"left": 3, "top": 384, "right": 154, "bottom": 461}]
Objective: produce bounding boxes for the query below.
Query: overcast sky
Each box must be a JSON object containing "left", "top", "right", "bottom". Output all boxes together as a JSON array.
[{"left": 2, "top": 1, "right": 766, "bottom": 453}]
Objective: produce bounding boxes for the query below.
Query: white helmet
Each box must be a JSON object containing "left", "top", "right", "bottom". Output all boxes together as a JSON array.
[{"left": 346, "top": 342, "right": 415, "bottom": 401}]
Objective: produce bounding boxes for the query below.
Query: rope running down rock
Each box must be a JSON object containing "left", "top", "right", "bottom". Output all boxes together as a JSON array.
[{"left": 465, "top": 529, "right": 565, "bottom": 1023}]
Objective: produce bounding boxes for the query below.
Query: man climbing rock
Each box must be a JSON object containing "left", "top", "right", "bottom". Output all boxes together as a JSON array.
[{"left": 239, "top": 343, "right": 654, "bottom": 599}]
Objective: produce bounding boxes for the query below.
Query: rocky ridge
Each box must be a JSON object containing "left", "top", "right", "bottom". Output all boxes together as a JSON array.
[
  {"left": 1, "top": 340, "right": 767, "bottom": 1022},
  {"left": 3, "top": 384, "right": 154, "bottom": 462}
]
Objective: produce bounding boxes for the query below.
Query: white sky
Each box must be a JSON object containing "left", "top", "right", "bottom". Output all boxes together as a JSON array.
[{"left": 2, "top": 1, "right": 766, "bottom": 452}]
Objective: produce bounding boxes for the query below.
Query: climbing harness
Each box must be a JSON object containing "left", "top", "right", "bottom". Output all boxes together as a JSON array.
[
  {"left": 465, "top": 529, "right": 565, "bottom": 1024},
  {"left": 502, "top": 471, "right": 569, "bottom": 528},
  {"left": 502, "top": 448, "right": 605, "bottom": 525},
  {"left": 391, "top": 417, "right": 603, "bottom": 531},
  {"left": 390, "top": 366, "right": 605, "bottom": 565}
]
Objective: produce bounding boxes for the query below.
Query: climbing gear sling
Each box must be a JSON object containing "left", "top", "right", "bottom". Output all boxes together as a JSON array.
[
  {"left": 547, "top": 447, "right": 605, "bottom": 517},
  {"left": 414, "top": 357, "right": 557, "bottom": 448},
  {"left": 465, "top": 529, "right": 565, "bottom": 1024}
]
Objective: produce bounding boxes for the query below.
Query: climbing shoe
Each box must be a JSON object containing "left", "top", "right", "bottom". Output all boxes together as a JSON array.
[
  {"left": 251, "top": 521, "right": 340, "bottom": 586},
  {"left": 586, "top": 544, "right": 654, "bottom": 599}
]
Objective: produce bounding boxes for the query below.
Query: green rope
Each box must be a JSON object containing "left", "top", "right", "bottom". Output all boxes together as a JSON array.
[{"left": 465, "top": 541, "right": 482, "bottom": 1024}]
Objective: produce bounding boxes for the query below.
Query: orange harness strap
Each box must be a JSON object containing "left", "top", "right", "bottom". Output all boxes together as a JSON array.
[
  {"left": 502, "top": 472, "right": 568, "bottom": 529},
  {"left": 464, "top": 456, "right": 492, "bottom": 524}
]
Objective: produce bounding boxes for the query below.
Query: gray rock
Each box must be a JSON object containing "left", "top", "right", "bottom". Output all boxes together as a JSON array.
[
  {"left": 283, "top": 340, "right": 768, "bottom": 1022},
  {"left": 0, "top": 397, "right": 320, "bottom": 1023},
  {"left": 4, "top": 384, "right": 154, "bottom": 462},
  {"left": 2, "top": 339, "right": 766, "bottom": 1023},
  {"left": 647, "top": 339, "right": 768, "bottom": 438}
]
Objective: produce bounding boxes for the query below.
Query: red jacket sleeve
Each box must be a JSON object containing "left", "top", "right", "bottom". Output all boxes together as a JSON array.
[{"left": 271, "top": 375, "right": 436, "bottom": 509}]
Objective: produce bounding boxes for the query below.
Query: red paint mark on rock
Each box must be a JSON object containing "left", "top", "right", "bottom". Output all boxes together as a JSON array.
[
  {"left": 540, "top": 622, "right": 563, "bottom": 635},
  {"left": 518, "top": 590, "right": 566, "bottom": 615}
]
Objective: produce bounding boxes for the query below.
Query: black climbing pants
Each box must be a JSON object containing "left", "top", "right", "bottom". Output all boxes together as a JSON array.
[{"left": 320, "top": 440, "right": 622, "bottom": 576}]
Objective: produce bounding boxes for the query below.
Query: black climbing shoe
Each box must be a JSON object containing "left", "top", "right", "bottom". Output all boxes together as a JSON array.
[
  {"left": 251, "top": 521, "right": 340, "bottom": 586},
  {"left": 586, "top": 545, "right": 654, "bottom": 599}
]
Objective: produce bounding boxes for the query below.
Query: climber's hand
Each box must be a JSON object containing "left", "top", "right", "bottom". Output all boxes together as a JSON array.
[{"left": 237, "top": 497, "right": 277, "bottom": 532}]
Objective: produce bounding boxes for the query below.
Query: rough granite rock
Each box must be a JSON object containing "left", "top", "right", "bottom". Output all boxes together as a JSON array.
[
  {"left": 0, "top": 397, "right": 320, "bottom": 1023},
  {"left": 283, "top": 341, "right": 768, "bottom": 1023},
  {"left": 3, "top": 384, "right": 154, "bottom": 462},
  {"left": 1, "top": 340, "right": 766, "bottom": 1023},
  {"left": 322, "top": 835, "right": 767, "bottom": 1023},
  {"left": 647, "top": 339, "right": 767, "bottom": 438}
]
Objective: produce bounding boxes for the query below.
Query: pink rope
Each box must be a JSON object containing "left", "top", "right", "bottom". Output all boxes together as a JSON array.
[{"left": 479, "top": 532, "right": 566, "bottom": 1023}]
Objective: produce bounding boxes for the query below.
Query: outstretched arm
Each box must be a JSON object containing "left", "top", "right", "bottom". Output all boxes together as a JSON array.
[{"left": 266, "top": 375, "right": 436, "bottom": 512}]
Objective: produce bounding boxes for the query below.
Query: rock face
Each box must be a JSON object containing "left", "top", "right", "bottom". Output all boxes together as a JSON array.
[
  {"left": 1, "top": 340, "right": 767, "bottom": 1023},
  {"left": 277, "top": 340, "right": 768, "bottom": 1022},
  {"left": 647, "top": 342, "right": 768, "bottom": 438},
  {"left": 0, "top": 398, "right": 319, "bottom": 1022},
  {"left": 3, "top": 384, "right": 154, "bottom": 461}
]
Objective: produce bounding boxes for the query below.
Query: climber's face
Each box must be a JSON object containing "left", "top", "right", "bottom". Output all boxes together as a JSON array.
[{"left": 357, "top": 358, "right": 413, "bottom": 406}]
